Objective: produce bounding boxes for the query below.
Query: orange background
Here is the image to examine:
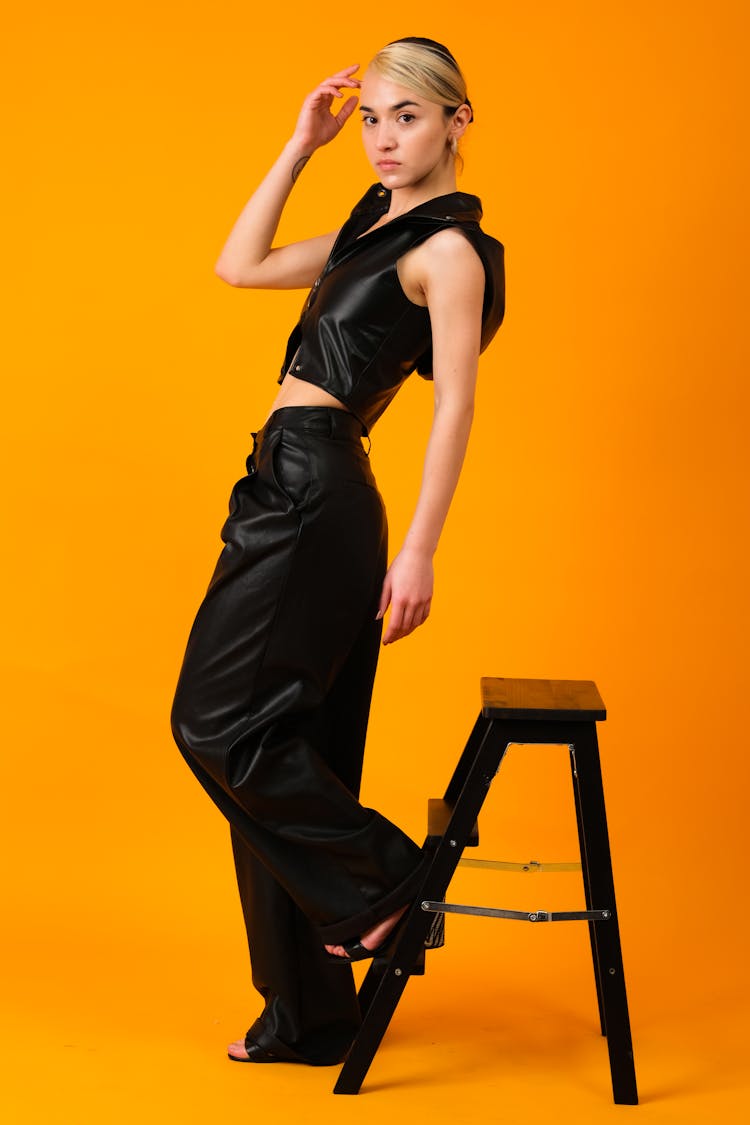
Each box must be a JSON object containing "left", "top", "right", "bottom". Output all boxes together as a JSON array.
[{"left": 2, "top": 2, "right": 748, "bottom": 1121}]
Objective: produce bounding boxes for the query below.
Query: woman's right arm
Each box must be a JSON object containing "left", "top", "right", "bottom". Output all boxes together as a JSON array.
[{"left": 215, "top": 64, "right": 361, "bottom": 290}]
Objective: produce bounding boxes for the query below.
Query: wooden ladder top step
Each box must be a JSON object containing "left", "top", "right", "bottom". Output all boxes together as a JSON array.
[{"left": 481, "top": 677, "right": 606, "bottom": 721}]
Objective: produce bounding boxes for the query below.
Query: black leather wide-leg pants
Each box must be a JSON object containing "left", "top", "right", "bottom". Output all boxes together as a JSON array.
[{"left": 170, "top": 406, "right": 427, "bottom": 1060}]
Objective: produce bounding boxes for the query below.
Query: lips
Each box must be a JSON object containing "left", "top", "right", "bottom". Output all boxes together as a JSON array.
[{"left": 377, "top": 161, "right": 400, "bottom": 169}]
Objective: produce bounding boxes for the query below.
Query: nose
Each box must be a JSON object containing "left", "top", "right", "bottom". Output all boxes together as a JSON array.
[{"left": 374, "top": 123, "right": 396, "bottom": 151}]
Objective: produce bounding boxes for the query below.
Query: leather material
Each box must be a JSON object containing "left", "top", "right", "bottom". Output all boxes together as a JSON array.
[
  {"left": 229, "top": 1020, "right": 349, "bottom": 1066},
  {"left": 279, "top": 184, "right": 506, "bottom": 431},
  {"left": 172, "top": 189, "right": 505, "bottom": 1058},
  {"left": 230, "top": 825, "right": 362, "bottom": 1062},
  {"left": 171, "top": 407, "right": 428, "bottom": 1055}
]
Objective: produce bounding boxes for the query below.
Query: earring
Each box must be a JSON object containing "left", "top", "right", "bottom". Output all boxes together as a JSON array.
[{"left": 450, "top": 136, "right": 458, "bottom": 157}]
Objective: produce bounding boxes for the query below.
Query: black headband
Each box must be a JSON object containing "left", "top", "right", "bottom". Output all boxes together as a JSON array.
[
  {"left": 385, "top": 36, "right": 474, "bottom": 121},
  {"left": 388, "top": 36, "right": 459, "bottom": 67}
]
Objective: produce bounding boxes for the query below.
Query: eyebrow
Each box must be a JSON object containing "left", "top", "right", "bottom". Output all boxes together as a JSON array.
[{"left": 359, "top": 100, "right": 421, "bottom": 112}]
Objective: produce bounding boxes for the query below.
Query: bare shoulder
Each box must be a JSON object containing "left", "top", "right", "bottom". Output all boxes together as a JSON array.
[
  {"left": 397, "top": 226, "right": 485, "bottom": 306},
  {"left": 424, "top": 225, "right": 482, "bottom": 255},
  {"left": 415, "top": 227, "right": 484, "bottom": 280},
  {"left": 414, "top": 228, "right": 485, "bottom": 308}
]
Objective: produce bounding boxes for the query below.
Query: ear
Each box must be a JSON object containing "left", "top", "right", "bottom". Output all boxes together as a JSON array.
[{"left": 449, "top": 103, "right": 473, "bottom": 142}]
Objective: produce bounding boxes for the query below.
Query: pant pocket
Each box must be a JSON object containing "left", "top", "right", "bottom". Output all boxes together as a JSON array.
[{"left": 269, "top": 428, "right": 313, "bottom": 511}]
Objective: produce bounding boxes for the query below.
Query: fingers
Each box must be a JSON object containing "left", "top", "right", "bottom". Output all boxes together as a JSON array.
[
  {"left": 305, "top": 83, "right": 358, "bottom": 119},
  {"left": 314, "top": 65, "right": 361, "bottom": 99},
  {"left": 382, "top": 598, "right": 432, "bottom": 645},
  {"left": 316, "top": 85, "right": 352, "bottom": 100},
  {"left": 328, "top": 63, "right": 361, "bottom": 83},
  {"left": 383, "top": 600, "right": 405, "bottom": 643},
  {"left": 376, "top": 575, "right": 392, "bottom": 621},
  {"left": 298, "top": 65, "right": 361, "bottom": 144},
  {"left": 336, "top": 95, "right": 359, "bottom": 127}
]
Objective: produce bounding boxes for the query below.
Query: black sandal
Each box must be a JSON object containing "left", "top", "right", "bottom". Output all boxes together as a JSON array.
[
  {"left": 228, "top": 1025, "right": 346, "bottom": 1066},
  {"left": 325, "top": 908, "right": 410, "bottom": 964}
]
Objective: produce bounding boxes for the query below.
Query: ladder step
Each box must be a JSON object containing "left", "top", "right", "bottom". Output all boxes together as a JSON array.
[
  {"left": 427, "top": 798, "right": 479, "bottom": 847},
  {"left": 458, "top": 857, "right": 582, "bottom": 873}
]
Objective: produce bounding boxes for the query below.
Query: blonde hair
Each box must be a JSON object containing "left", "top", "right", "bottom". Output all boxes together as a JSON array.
[
  {"left": 369, "top": 38, "right": 472, "bottom": 119},
  {"left": 368, "top": 38, "right": 473, "bottom": 169}
]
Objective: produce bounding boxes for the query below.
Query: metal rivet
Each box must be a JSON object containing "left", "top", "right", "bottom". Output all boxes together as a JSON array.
[
  {"left": 295, "top": 365, "right": 301, "bottom": 371},
  {"left": 394, "top": 968, "right": 402, "bottom": 976},
  {"left": 609, "top": 967, "right": 616, "bottom": 975},
  {"left": 449, "top": 840, "right": 457, "bottom": 847}
]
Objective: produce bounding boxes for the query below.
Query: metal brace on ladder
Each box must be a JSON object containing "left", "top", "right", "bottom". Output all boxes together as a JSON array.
[
  {"left": 421, "top": 901, "right": 611, "bottom": 923},
  {"left": 428, "top": 850, "right": 607, "bottom": 922}
]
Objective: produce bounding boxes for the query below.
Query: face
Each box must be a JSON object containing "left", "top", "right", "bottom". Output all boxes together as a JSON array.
[{"left": 358, "top": 68, "right": 465, "bottom": 190}]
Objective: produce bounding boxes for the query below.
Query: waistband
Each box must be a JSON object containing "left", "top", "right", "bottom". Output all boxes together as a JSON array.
[{"left": 253, "top": 406, "right": 369, "bottom": 447}]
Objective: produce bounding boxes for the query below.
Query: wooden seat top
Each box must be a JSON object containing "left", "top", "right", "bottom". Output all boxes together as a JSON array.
[{"left": 481, "top": 677, "right": 606, "bottom": 721}]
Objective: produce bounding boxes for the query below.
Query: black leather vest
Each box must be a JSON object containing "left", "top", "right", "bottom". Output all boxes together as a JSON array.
[{"left": 278, "top": 183, "right": 505, "bottom": 431}]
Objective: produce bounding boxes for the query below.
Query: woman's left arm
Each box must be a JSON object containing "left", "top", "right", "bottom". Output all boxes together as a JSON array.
[{"left": 377, "top": 228, "right": 486, "bottom": 644}]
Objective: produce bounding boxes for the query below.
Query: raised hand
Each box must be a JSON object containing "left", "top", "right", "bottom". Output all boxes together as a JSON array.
[{"left": 290, "top": 64, "right": 361, "bottom": 153}]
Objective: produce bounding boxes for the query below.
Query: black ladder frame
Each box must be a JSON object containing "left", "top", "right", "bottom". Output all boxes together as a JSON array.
[{"left": 333, "top": 677, "right": 638, "bottom": 1104}]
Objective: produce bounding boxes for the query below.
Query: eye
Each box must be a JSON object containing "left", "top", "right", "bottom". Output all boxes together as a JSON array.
[
  {"left": 361, "top": 115, "right": 377, "bottom": 126},
  {"left": 398, "top": 113, "right": 416, "bottom": 124}
]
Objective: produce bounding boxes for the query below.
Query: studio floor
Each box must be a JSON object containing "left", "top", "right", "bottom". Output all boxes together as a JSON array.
[{"left": 4, "top": 886, "right": 748, "bottom": 1125}]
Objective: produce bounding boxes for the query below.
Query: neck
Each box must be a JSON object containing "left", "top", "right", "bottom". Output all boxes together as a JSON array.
[{"left": 383, "top": 166, "right": 458, "bottom": 218}]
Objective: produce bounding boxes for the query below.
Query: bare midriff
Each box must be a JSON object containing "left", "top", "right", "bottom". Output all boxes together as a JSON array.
[{"left": 262, "top": 371, "right": 349, "bottom": 426}]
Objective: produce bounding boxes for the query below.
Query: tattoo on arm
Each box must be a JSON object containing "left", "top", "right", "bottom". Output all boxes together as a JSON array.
[{"left": 291, "top": 155, "right": 310, "bottom": 184}]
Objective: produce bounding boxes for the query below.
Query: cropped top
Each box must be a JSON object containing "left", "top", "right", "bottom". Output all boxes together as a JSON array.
[{"left": 278, "top": 183, "right": 505, "bottom": 431}]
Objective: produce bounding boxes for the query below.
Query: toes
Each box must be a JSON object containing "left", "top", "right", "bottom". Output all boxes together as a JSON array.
[{"left": 228, "top": 1039, "right": 249, "bottom": 1058}]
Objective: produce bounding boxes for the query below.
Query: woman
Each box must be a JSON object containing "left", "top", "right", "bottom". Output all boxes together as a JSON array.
[{"left": 170, "top": 36, "right": 505, "bottom": 1067}]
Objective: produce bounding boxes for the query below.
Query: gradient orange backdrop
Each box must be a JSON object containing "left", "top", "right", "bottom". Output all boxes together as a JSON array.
[{"left": 2, "top": 2, "right": 748, "bottom": 1122}]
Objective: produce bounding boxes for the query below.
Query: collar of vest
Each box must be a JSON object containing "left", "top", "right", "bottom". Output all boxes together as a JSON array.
[{"left": 350, "top": 182, "right": 484, "bottom": 225}]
